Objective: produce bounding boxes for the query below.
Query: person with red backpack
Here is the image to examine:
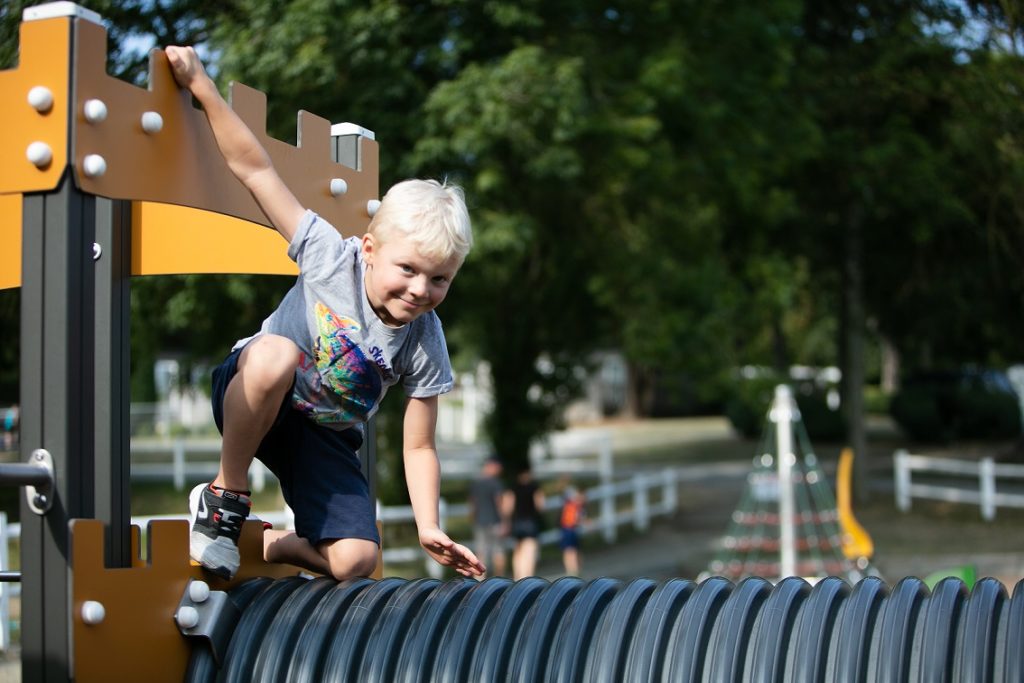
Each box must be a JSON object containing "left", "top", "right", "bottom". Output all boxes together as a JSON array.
[{"left": 559, "top": 484, "right": 586, "bottom": 576}]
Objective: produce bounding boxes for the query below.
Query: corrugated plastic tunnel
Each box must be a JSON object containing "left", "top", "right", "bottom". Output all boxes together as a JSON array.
[{"left": 186, "top": 574, "right": 1024, "bottom": 682}]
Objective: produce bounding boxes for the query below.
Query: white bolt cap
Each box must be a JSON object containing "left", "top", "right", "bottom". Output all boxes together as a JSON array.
[
  {"left": 26, "top": 141, "right": 53, "bottom": 167},
  {"left": 81, "top": 600, "right": 105, "bottom": 625},
  {"left": 176, "top": 605, "right": 200, "bottom": 629},
  {"left": 83, "top": 154, "right": 107, "bottom": 178},
  {"left": 141, "top": 111, "right": 163, "bottom": 134},
  {"left": 83, "top": 99, "right": 107, "bottom": 124},
  {"left": 367, "top": 199, "right": 381, "bottom": 217},
  {"left": 27, "top": 86, "right": 54, "bottom": 112},
  {"left": 188, "top": 580, "right": 211, "bottom": 603},
  {"left": 330, "top": 178, "right": 348, "bottom": 197}
]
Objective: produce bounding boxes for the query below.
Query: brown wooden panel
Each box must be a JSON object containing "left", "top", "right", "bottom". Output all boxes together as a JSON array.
[{"left": 72, "top": 20, "right": 379, "bottom": 236}]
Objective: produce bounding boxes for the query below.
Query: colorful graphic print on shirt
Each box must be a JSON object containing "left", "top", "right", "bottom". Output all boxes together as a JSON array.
[{"left": 293, "top": 302, "right": 382, "bottom": 425}]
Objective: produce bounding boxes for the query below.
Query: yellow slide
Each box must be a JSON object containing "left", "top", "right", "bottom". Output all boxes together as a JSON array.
[{"left": 837, "top": 447, "right": 875, "bottom": 562}]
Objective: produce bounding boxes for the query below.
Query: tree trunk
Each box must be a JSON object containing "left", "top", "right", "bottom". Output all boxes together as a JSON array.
[
  {"left": 486, "top": 349, "right": 541, "bottom": 476},
  {"left": 842, "top": 206, "right": 869, "bottom": 503},
  {"left": 621, "top": 361, "right": 643, "bottom": 419},
  {"left": 624, "top": 363, "right": 658, "bottom": 418},
  {"left": 880, "top": 335, "right": 900, "bottom": 394}
]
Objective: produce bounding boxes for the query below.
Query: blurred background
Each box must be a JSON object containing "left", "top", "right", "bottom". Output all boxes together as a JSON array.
[{"left": 0, "top": 0, "right": 1023, "bottom": 652}]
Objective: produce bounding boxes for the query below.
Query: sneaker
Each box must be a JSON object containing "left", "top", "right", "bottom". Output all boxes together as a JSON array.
[{"left": 188, "top": 483, "right": 251, "bottom": 579}]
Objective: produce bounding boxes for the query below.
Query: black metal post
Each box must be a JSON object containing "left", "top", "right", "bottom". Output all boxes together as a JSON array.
[
  {"left": 93, "top": 198, "right": 132, "bottom": 568},
  {"left": 20, "top": 171, "right": 98, "bottom": 682}
]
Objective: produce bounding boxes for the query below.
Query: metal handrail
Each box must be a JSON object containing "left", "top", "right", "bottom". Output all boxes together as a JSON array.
[
  {"left": 0, "top": 449, "right": 54, "bottom": 514},
  {"left": 0, "top": 462, "right": 52, "bottom": 487}
]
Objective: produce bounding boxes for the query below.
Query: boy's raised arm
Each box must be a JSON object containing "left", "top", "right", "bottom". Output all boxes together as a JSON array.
[{"left": 165, "top": 46, "right": 305, "bottom": 242}]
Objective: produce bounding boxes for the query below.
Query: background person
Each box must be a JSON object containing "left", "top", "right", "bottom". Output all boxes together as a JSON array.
[
  {"left": 468, "top": 457, "right": 507, "bottom": 577},
  {"left": 559, "top": 483, "right": 586, "bottom": 576},
  {"left": 504, "top": 466, "right": 545, "bottom": 579}
]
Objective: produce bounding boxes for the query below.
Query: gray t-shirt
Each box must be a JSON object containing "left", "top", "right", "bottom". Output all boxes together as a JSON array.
[
  {"left": 469, "top": 475, "right": 504, "bottom": 527},
  {"left": 234, "top": 210, "right": 454, "bottom": 430}
]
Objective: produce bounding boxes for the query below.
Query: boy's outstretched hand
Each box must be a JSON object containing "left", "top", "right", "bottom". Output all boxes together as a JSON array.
[{"left": 419, "top": 527, "right": 486, "bottom": 578}]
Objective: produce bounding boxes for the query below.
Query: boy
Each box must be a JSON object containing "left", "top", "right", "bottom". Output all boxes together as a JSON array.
[{"left": 165, "top": 46, "right": 484, "bottom": 581}]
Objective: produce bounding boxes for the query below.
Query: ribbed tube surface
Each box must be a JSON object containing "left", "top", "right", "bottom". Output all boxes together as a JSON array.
[{"left": 187, "top": 575, "right": 1024, "bottom": 682}]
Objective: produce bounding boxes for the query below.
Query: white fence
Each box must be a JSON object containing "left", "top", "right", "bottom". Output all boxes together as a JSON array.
[
  {"left": 129, "top": 428, "right": 614, "bottom": 494},
  {"left": 380, "top": 467, "right": 680, "bottom": 578},
  {"left": 131, "top": 438, "right": 271, "bottom": 492},
  {"left": 0, "top": 467, "right": 680, "bottom": 632},
  {"left": 893, "top": 449, "right": 1024, "bottom": 521}
]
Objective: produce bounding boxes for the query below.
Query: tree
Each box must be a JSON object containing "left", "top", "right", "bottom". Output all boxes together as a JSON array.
[
  {"left": 8, "top": 0, "right": 1021, "bottom": 489},
  {"left": 412, "top": 43, "right": 600, "bottom": 471},
  {"left": 1, "top": 0, "right": 213, "bottom": 83},
  {"left": 789, "top": 1, "right": 987, "bottom": 498},
  {"left": 940, "top": 2, "right": 1024, "bottom": 365}
]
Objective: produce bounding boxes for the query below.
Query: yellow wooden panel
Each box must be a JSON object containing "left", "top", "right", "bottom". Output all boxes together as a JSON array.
[
  {"left": 0, "top": 18, "right": 71, "bottom": 193},
  {"left": 0, "top": 194, "right": 21, "bottom": 289},
  {"left": 132, "top": 202, "right": 298, "bottom": 276}
]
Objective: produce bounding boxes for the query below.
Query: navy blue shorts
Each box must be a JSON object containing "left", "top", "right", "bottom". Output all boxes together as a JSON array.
[
  {"left": 560, "top": 527, "right": 580, "bottom": 550},
  {"left": 211, "top": 343, "right": 380, "bottom": 547}
]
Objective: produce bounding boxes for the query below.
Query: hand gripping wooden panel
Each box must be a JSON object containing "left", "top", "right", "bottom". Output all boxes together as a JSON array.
[
  {"left": 71, "top": 18, "right": 379, "bottom": 238},
  {"left": 0, "top": 12, "right": 377, "bottom": 287}
]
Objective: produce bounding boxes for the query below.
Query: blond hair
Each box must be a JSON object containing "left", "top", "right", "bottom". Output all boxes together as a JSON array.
[{"left": 368, "top": 179, "right": 473, "bottom": 264}]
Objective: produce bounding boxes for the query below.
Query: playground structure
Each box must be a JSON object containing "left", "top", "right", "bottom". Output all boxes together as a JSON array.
[
  {"left": 0, "top": 3, "right": 1022, "bottom": 681},
  {"left": 706, "top": 385, "right": 877, "bottom": 582},
  {"left": 1, "top": 3, "right": 379, "bottom": 680}
]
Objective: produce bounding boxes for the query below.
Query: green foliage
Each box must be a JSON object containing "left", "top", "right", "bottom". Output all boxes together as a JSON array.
[
  {"left": 863, "top": 385, "right": 891, "bottom": 414},
  {"left": 0, "top": 1, "right": 34, "bottom": 69},
  {"left": 956, "top": 388, "right": 1022, "bottom": 439},
  {"left": 409, "top": 31, "right": 601, "bottom": 470},
  {"left": 1, "top": 1, "right": 213, "bottom": 80},
  {"left": 725, "top": 376, "right": 845, "bottom": 442},
  {"left": 725, "top": 377, "right": 777, "bottom": 439},
  {"left": 3, "top": 0, "right": 1024, "bottom": 474},
  {"left": 795, "top": 391, "right": 847, "bottom": 442},
  {"left": 890, "top": 381, "right": 1022, "bottom": 443},
  {"left": 130, "top": 275, "right": 293, "bottom": 401}
]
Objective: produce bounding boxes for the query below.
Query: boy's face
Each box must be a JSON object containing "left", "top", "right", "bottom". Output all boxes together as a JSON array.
[{"left": 361, "top": 233, "right": 461, "bottom": 327}]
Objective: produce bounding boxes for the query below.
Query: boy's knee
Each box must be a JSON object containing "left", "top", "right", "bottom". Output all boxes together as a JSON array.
[
  {"left": 240, "top": 335, "right": 300, "bottom": 388},
  {"left": 322, "top": 539, "right": 378, "bottom": 581}
]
